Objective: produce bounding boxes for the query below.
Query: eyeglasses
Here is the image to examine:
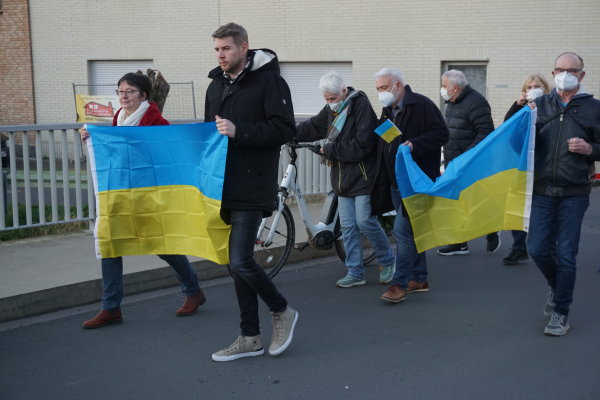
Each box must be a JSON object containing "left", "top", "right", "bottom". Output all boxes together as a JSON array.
[
  {"left": 115, "top": 89, "right": 140, "bottom": 96},
  {"left": 554, "top": 68, "right": 582, "bottom": 74}
]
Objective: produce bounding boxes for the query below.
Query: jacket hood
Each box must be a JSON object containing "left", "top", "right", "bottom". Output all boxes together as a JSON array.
[{"left": 208, "top": 48, "right": 280, "bottom": 79}]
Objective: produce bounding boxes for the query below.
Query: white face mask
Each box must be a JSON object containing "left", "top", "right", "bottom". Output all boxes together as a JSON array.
[
  {"left": 526, "top": 87, "right": 545, "bottom": 102},
  {"left": 328, "top": 101, "right": 341, "bottom": 112},
  {"left": 378, "top": 91, "right": 395, "bottom": 107},
  {"left": 440, "top": 87, "right": 451, "bottom": 101},
  {"left": 378, "top": 83, "right": 399, "bottom": 107},
  {"left": 554, "top": 71, "right": 579, "bottom": 91}
]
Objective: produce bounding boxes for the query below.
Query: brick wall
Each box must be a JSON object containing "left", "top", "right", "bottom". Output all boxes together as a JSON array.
[
  {"left": 25, "top": 0, "right": 600, "bottom": 124},
  {"left": 0, "top": 0, "right": 35, "bottom": 125}
]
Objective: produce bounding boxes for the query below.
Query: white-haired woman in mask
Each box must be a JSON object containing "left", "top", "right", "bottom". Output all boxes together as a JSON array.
[{"left": 295, "top": 71, "right": 395, "bottom": 288}]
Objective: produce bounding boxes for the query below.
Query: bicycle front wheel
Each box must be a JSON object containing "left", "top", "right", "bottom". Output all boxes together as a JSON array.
[{"left": 254, "top": 203, "right": 295, "bottom": 279}]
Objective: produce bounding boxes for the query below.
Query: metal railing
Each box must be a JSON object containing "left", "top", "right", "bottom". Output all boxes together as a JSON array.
[
  {"left": 0, "top": 120, "right": 330, "bottom": 232},
  {"left": 0, "top": 123, "right": 94, "bottom": 231}
]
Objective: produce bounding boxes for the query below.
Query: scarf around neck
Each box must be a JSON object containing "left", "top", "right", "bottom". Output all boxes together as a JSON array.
[
  {"left": 117, "top": 100, "right": 150, "bottom": 126},
  {"left": 325, "top": 90, "right": 360, "bottom": 144}
]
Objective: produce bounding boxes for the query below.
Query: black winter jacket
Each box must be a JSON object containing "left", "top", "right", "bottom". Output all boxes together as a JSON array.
[
  {"left": 443, "top": 85, "right": 494, "bottom": 164},
  {"left": 504, "top": 101, "right": 525, "bottom": 122},
  {"left": 204, "top": 49, "right": 296, "bottom": 216},
  {"left": 371, "top": 85, "right": 449, "bottom": 215},
  {"left": 295, "top": 89, "right": 378, "bottom": 197},
  {"left": 533, "top": 89, "right": 600, "bottom": 197}
]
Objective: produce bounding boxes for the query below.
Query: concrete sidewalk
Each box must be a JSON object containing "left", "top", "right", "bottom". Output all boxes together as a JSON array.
[{"left": 0, "top": 201, "right": 333, "bottom": 322}]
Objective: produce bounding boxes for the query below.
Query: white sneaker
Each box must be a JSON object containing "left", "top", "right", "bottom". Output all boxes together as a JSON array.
[{"left": 212, "top": 335, "right": 264, "bottom": 362}]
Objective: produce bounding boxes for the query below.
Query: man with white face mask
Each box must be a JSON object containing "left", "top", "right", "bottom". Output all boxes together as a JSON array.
[
  {"left": 437, "top": 69, "right": 498, "bottom": 256},
  {"left": 371, "top": 68, "right": 448, "bottom": 303},
  {"left": 526, "top": 52, "right": 600, "bottom": 336},
  {"left": 296, "top": 71, "right": 396, "bottom": 288}
]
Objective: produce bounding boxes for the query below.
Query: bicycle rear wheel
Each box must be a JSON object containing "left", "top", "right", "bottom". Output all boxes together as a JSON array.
[
  {"left": 254, "top": 203, "right": 295, "bottom": 279},
  {"left": 333, "top": 220, "right": 377, "bottom": 266}
]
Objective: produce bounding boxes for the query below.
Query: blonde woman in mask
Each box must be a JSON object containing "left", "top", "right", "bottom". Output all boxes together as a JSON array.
[{"left": 501, "top": 74, "right": 550, "bottom": 266}]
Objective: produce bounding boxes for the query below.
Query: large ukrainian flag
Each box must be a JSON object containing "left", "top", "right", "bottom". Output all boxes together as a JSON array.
[
  {"left": 87, "top": 123, "right": 230, "bottom": 264},
  {"left": 396, "top": 107, "right": 536, "bottom": 253}
]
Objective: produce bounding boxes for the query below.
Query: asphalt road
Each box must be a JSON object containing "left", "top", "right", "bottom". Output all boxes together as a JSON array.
[{"left": 2, "top": 204, "right": 600, "bottom": 399}]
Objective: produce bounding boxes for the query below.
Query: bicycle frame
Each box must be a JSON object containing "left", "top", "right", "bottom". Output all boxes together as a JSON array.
[{"left": 258, "top": 145, "right": 338, "bottom": 247}]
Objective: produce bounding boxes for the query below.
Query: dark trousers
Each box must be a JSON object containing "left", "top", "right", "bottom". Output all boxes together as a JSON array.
[
  {"left": 527, "top": 194, "right": 589, "bottom": 316},
  {"left": 511, "top": 230, "right": 527, "bottom": 252},
  {"left": 228, "top": 209, "right": 287, "bottom": 336}
]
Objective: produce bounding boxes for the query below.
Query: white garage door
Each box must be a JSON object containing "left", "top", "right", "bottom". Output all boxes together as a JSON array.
[
  {"left": 280, "top": 62, "right": 352, "bottom": 115},
  {"left": 89, "top": 60, "right": 155, "bottom": 95}
]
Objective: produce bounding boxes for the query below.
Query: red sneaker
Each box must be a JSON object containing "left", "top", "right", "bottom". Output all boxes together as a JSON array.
[
  {"left": 82, "top": 309, "right": 123, "bottom": 329},
  {"left": 175, "top": 290, "right": 206, "bottom": 316}
]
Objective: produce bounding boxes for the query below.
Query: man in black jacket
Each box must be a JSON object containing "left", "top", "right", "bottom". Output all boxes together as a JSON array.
[
  {"left": 205, "top": 23, "right": 298, "bottom": 361},
  {"left": 372, "top": 68, "right": 448, "bottom": 303},
  {"left": 528, "top": 52, "right": 600, "bottom": 336},
  {"left": 437, "top": 69, "right": 500, "bottom": 256}
]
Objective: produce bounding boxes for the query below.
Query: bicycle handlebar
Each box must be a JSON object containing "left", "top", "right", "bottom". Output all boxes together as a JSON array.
[{"left": 286, "top": 142, "right": 322, "bottom": 154}]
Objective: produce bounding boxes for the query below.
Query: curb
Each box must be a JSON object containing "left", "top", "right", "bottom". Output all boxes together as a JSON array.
[{"left": 0, "top": 245, "right": 336, "bottom": 323}]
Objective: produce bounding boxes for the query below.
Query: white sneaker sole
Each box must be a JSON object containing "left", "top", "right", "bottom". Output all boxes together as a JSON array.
[
  {"left": 211, "top": 348, "right": 264, "bottom": 362},
  {"left": 336, "top": 280, "right": 366, "bottom": 288},
  {"left": 268, "top": 310, "right": 299, "bottom": 356},
  {"left": 437, "top": 250, "right": 470, "bottom": 256},
  {"left": 544, "top": 323, "right": 570, "bottom": 336}
]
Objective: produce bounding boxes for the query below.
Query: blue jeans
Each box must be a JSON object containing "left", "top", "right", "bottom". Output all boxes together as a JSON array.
[
  {"left": 511, "top": 230, "right": 527, "bottom": 252},
  {"left": 228, "top": 209, "right": 287, "bottom": 336},
  {"left": 101, "top": 254, "right": 199, "bottom": 310},
  {"left": 337, "top": 194, "right": 394, "bottom": 279},
  {"left": 527, "top": 194, "right": 589, "bottom": 316},
  {"left": 390, "top": 186, "right": 427, "bottom": 287}
]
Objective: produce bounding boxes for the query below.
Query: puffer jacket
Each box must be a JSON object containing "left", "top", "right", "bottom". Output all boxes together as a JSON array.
[
  {"left": 295, "top": 89, "right": 378, "bottom": 196},
  {"left": 204, "top": 49, "right": 296, "bottom": 215},
  {"left": 443, "top": 85, "right": 494, "bottom": 164},
  {"left": 533, "top": 89, "right": 600, "bottom": 197}
]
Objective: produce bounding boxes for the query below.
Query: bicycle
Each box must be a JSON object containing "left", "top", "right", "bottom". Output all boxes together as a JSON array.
[{"left": 254, "top": 142, "right": 377, "bottom": 278}]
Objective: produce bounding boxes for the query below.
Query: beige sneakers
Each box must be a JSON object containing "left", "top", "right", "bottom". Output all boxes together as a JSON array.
[
  {"left": 268, "top": 306, "right": 299, "bottom": 356},
  {"left": 211, "top": 335, "right": 264, "bottom": 362}
]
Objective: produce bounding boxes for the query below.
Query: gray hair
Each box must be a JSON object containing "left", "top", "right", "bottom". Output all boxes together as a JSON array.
[
  {"left": 442, "top": 69, "right": 468, "bottom": 88},
  {"left": 319, "top": 71, "right": 346, "bottom": 95},
  {"left": 374, "top": 67, "right": 406, "bottom": 86}
]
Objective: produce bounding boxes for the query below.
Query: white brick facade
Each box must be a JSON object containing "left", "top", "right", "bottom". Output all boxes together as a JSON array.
[{"left": 28, "top": 0, "right": 600, "bottom": 125}]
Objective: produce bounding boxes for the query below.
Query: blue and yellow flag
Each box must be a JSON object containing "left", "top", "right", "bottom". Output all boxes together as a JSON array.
[
  {"left": 87, "top": 123, "right": 230, "bottom": 264},
  {"left": 375, "top": 119, "right": 402, "bottom": 143},
  {"left": 396, "top": 107, "right": 536, "bottom": 253}
]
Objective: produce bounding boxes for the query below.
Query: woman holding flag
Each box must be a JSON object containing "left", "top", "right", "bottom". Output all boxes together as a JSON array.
[
  {"left": 501, "top": 73, "right": 550, "bottom": 266},
  {"left": 295, "top": 71, "right": 395, "bottom": 288},
  {"left": 79, "top": 72, "right": 205, "bottom": 329}
]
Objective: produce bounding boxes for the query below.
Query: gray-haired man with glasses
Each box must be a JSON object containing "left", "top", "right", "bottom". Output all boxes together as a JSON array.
[{"left": 527, "top": 52, "right": 600, "bottom": 336}]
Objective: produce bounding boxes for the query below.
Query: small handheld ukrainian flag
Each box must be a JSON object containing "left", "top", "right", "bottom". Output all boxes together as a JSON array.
[{"left": 374, "top": 119, "right": 402, "bottom": 143}]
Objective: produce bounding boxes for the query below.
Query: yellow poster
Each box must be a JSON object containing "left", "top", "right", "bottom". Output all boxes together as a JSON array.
[{"left": 75, "top": 95, "right": 120, "bottom": 123}]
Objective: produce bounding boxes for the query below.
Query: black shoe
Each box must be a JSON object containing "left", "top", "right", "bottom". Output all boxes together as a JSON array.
[
  {"left": 437, "top": 243, "right": 469, "bottom": 256},
  {"left": 502, "top": 249, "right": 528, "bottom": 265},
  {"left": 486, "top": 233, "right": 501, "bottom": 253}
]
